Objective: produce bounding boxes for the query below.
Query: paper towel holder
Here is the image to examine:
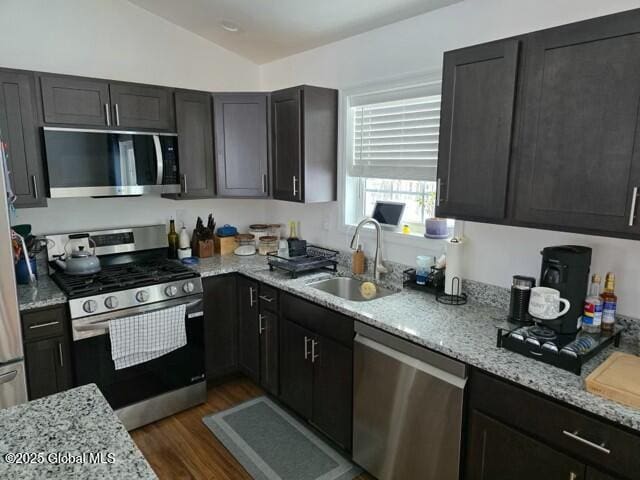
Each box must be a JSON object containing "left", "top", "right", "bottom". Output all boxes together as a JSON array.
[{"left": 436, "top": 276, "right": 468, "bottom": 305}]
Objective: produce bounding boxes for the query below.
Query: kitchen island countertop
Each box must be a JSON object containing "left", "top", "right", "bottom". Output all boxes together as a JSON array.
[{"left": 0, "top": 384, "right": 156, "bottom": 479}]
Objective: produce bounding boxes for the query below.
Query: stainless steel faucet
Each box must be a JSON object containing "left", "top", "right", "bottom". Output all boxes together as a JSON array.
[{"left": 350, "top": 217, "right": 388, "bottom": 281}]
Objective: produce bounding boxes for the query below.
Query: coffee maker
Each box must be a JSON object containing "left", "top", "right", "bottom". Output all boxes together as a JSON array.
[{"left": 539, "top": 246, "right": 592, "bottom": 334}]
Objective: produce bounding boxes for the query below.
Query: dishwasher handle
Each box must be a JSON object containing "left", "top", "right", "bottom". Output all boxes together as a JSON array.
[{"left": 355, "top": 333, "right": 467, "bottom": 389}]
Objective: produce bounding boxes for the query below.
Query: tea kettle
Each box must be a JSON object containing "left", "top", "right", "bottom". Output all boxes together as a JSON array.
[{"left": 55, "top": 238, "right": 101, "bottom": 275}]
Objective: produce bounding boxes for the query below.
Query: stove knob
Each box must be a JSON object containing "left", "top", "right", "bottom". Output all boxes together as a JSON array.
[
  {"left": 104, "top": 296, "right": 119, "bottom": 309},
  {"left": 182, "top": 281, "right": 195, "bottom": 294},
  {"left": 136, "top": 290, "right": 150, "bottom": 303},
  {"left": 165, "top": 285, "right": 178, "bottom": 297},
  {"left": 83, "top": 299, "right": 98, "bottom": 314}
]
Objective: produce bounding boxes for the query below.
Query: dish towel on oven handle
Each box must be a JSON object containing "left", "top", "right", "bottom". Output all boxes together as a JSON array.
[{"left": 109, "top": 304, "right": 187, "bottom": 370}]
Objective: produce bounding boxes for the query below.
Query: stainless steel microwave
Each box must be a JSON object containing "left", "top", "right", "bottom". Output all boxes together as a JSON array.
[{"left": 43, "top": 127, "right": 181, "bottom": 198}]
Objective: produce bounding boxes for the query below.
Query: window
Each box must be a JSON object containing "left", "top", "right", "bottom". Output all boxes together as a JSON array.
[{"left": 343, "top": 72, "right": 452, "bottom": 236}]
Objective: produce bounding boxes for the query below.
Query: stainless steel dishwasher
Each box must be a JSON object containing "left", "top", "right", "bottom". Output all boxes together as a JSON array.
[{"left": 353, "top": 322, "right": 467, "bottom": 480}]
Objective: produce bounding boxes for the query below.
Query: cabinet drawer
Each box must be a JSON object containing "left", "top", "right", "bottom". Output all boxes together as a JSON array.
[
  {"left": 21, "top": 305, "right": 66, "bottom": 342},
  {"left": 471, "top": 370, "right": 640, "bottom": 479},
  {"left": 281, "top": 293, "right": 353, "bottom": 347},
  {"left": 259, "top": 284, "right": 279, "bottom": 312}
]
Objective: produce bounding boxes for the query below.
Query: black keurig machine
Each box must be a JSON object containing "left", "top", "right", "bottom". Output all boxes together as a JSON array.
[{"left": 540, "top": 246, "right": 592, "bottom": 334}]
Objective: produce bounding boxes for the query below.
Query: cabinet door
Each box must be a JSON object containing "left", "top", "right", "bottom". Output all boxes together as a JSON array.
[
  {"left": 203, "top": 275, "right": 237, "bottom": 380},
  {"left": 279, "top": 318, "right": 313, "bottom": 419},
  {"left": 312, "top": 334, "right": 353, "bottom": 450},
  {"left": 271, "top": 87, "right": 302, "bottom": 202},
  {"left": 585, "top": 468, "right": 622, "bottom": 480},
  {"left": 0, "top": 70, "right": 45, "bottom": 207},
  {"left": 25, "top": 336, "right": 72, "bottom": 400},
  {"left": 237, "top": 276, "right": 260, "bottom": 382},
  {"left": 436, "top": 40, "right": 520, "bottom": 221},
  {"left": 214, "top": 94, "right": 269, "bottom": 197},
  {"left": 174, "top": 91, "right": 215, "bottom": 198},
  {"left": 466, "top": 410, "right": 585, "bottom": 480},
  {"left": 109, "top": 83, "right": 174, "bottom": 130},
  {"left": 259, "top": 310, "right": 279, "bottom": 395},
  {"left": 40, "top": 75, "right": 110, "bottom": 126},
  {"left": 515, "top": 12, "right": 640, "bottom": 236}
]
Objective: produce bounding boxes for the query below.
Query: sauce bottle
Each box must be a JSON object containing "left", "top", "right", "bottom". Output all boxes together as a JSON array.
[
  {"left": 600, "top": 272, "right": 617, "bottom": 332},
  {"left": 582, "top": 274, "right": 602, "bottom": 334}
]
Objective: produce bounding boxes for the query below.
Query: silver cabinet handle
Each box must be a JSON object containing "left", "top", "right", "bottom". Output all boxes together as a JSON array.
[
  {"left": 153, "top": 135, "right": 164, "bottom": 186},
  {"left": 436, "top": 178, "right": 442, "bottom": 207},
  {"left": 262, "top": 174, "right": 267, "bottom": 194},
  {"left": 31, "top": 175, "right": 38, "bottom": 199},
  {"left": 0, "top": 370, "right": 17, "bottom": 385},
  {"left": 114, "top": 103, "right": 120, "bottom": 126},
  {"left": 258, "top": 314, "right": 265, "bottom": 334},
  {"left": 58, "top": 342, "right": 64, "bottom": 367},
  {"left": 104, "top": 103, "right": 111, "bottom": 126},
  {"left": 259, "top": 295, "right": 274, "bottom": 303},
  {"left": 181, "top": 174, "right": 188, "bottom": 194},
  {"left": 28, "top": 321, "right": 60, "bottom": 330},
  {"left": 562, "top": 430, "right": 610, "bottom": 455},
  {"left": 628, "top": 186, "right": 638, "bottom": 226},
  {"left": 311, "top": 339, "right": 319, "bottom": 363},
  {"left": 569, "top": 473, "right": 578, "bottom": 480},
  {"left": 292, "top": 175, "right": 298, "bottom": 197},
  {"left": 303, "top": 335, "right": 310, "bottom": 360},
  {"left": 249, "top": 287, "right": 256, "bottom": 307}
]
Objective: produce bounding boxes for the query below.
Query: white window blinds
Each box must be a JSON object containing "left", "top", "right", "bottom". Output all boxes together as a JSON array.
[{"left": 348, "top": 83, "right": 441, "bottom": 181}]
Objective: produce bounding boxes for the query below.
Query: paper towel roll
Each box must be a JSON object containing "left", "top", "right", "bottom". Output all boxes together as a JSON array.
[{"left": 444, "top": 237, "right": 465, "bottom": 295}]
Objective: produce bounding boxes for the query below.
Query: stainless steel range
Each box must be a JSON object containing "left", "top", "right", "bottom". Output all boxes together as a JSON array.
[{"left": 46, "top": 225, "right": 206, "bottom": 430}]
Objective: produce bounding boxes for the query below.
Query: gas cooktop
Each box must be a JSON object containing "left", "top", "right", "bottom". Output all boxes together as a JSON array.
[{"left": 52, "top": 258, "right": 198, "bottom": 298}]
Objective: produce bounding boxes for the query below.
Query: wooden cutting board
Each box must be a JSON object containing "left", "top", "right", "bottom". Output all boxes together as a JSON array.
[{"left": 586, "top": 352, "right": 640, "bottom": 409}]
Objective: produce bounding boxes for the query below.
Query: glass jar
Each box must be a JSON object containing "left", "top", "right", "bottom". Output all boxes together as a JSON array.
[
  {"left": 258, "top": 236, "right": 279, "bottom": 256},
  {"left": 249, "top": 224, "right": 269, "bottom": 246}
]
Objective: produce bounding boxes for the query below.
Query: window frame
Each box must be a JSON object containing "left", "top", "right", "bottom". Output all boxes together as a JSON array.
[{"left": 337, "top": 70, "right": 453, "bottom": 248}]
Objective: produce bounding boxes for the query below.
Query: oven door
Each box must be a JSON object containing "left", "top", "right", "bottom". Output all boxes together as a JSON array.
[
  {"left": 71, "top": 296, "right": 204, "bottom": 410},
  {"left": 43, "top": 127, "right": 180, "bottom": 198}
]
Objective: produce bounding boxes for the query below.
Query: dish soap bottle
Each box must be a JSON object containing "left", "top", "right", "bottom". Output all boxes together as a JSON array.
[
  {"left": 600, "top": 272, "right": 617, "bottom": 332},
  {"left": 352, "top": 245, "right": 365, "bottom": 275},
  {"left": 582, "top": 274, "right": 602, "bottom": 334},
  {"left": 168, "top": 219, "right": 178, "bottom": 259}
]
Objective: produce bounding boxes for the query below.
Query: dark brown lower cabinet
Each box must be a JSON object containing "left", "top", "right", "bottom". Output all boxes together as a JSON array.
[
  {"left": 466, "top": 410, "right": 585, "bottom": 480},
  {"left": 259, "top": 310, "right": 279, "bottom": 395},
  {"left": 279, "top": 318, "right": 314, "bottom": 419},
  {"left": 24, "top": 336, "right": 72, "bottom": 400},
  {"left": 203, "top": 275, "right": 237, "bottom": 380},
  {"left": 586, "top": 468, "right": 623, "bottom": 480},
  {"left": 237, "top": 276, "right": 260, "bottom": 382}
]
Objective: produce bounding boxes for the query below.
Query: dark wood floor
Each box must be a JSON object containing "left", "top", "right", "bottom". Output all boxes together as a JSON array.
[{"left": 131, "top": 377, "right": 372, "bottom": 479}]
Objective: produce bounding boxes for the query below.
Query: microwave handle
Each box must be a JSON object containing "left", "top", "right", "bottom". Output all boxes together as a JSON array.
[{"left": 153, "top": 135, "right": 164, "bottom": 185}]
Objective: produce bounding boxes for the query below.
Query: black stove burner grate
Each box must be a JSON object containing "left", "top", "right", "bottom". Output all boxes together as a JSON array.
[{"left": 52, "top": 258, "right": 198, "bottom": 298}]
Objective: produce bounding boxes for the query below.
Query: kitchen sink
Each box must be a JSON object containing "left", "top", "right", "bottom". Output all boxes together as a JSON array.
[{"left": 308, "top": 277, "right": 396, "bottom": 302}]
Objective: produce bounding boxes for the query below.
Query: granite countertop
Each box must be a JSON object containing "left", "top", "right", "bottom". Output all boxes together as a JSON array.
[
  {"left": 194, "top": 254, "right": 640, "bottom": 434},
  {"left": 17, "top": 274, "right": 67, "bottom": 311},
  {"left": 19, "top": 254, "right": 640, "bottom": 435},
  {"left": 0, "top": 384, "right": 156, "bottom": 479}
]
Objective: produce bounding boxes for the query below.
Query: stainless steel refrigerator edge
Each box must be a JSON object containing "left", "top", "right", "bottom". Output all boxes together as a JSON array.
[
  {"left": 0, "top": 166, "right": 28, "bottom": 408},
  {"left": 353, "top": 322, "right": 467, "bottom": 480}
]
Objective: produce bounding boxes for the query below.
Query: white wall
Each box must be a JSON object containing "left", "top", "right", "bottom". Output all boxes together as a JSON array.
[
  {"left": 259, "top": 0, "right": 640, "bottom": 317},
  {"left": 1, "top": 0, "right": 265, "bottom": 237}
]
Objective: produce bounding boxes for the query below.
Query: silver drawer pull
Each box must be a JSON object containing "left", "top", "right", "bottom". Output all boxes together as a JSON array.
[
  {"left": 262, "top": 174, "right": 267, "bottom": 194},
  {"left": 0, "top": 370, "right": 17, "bottom": 385},
  {"left": 259, "top": 295, "right": 274, "bottom": 303},
  {"left": 58, "top": 342, "right": 64, "bottom": 367},
  {"left": 562, "top": 430, "right": 610, "bottom": 455},
  {"left": 311, "top": 339, "right": 319, "bottom": 363},
  {"left": 303, "top": 335, "right": 310, "bottom": 360},
  {"left": 628, "top": 186, "right": 638, "bottom": 226},
  {"left": 292, "top": 175, "right": 298, "bottom": 197},
  {"left": 104, "top": 103, "right": 111, "bottom": 126},
  {"left": 114, "top": 103, "right": 120, "bottom": 126},
  {"left": 31, "top": 175, "right": 39, "bottom": 199},
  {"left": 258, "top": 314, "right": 265, "bottom": 334},
  {"left": 29, "top": 321, "right": 60, "bottom": 330}
]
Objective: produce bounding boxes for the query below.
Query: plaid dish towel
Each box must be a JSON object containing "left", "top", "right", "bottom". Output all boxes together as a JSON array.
[{"left": 109, "top": 304, "right": 187, "bottom": 370}]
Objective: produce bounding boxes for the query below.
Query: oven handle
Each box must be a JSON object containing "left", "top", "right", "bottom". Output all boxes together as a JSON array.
[{"left": 73, "top": 297, "right": 203, "bottom": 337}]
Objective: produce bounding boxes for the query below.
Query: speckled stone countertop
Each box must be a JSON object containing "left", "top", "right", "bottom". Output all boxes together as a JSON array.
[
  {"left": 17, "top": 274, "right": 66, "bottom": 311},
  {"left": 193, "top": 254, "right": 640, "bottom": 434},
  {"left": 0, "top": 384, "right": 156, "bottom": 479}
]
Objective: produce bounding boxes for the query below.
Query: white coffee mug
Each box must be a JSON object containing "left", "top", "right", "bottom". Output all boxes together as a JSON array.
[{"left": 528, "top": 287, "right": 570, "bottom": 320}]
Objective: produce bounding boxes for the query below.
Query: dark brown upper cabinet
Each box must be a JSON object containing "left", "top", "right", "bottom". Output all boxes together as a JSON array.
[
  {"left": 40, "top": 74, "right": 174, "bottom": 131},
  {"left": 514, "top": 10, "right": 640, "bottom": 238},
  {"left": 40, "top": 75, "right": 111, "bottom": 126},
  {"left": 0, "top": 69, "right": 46, "bottom": 208},
  {"left": 214, "top": 93, "right": 269, "bottom": 197},
  {"left": 169, "top": 90, "right": 215, "bottom": 199},
  {"left": 109, "top": 83, "right": 174, "bottom": 130},
  {"left": 271, "top": 85, "right": 337, "bottom": 203},
  {"left": 436, "top": 39, "right": 520, "bottom": 222}
]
